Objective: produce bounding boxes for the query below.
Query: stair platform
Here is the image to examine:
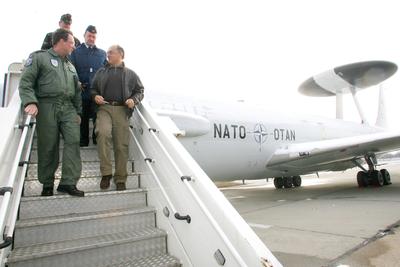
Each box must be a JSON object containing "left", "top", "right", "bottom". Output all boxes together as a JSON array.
[
  {"left": 19, "top": 189, "right": 147, "bottom": 220},
  {"left": 8, "top": 228, "right": 168, "bottom": 267}
]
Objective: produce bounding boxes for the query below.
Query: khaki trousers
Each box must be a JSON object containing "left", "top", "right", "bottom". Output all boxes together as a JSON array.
[{"left": 95, "top": 105, "right": 129, "bottom": 183}]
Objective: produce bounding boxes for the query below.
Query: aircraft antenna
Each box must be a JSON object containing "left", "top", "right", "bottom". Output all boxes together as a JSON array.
[
  {"left": 349, "top": 85, "right": 368, "bottom": 124},
  {"left": 375, "top": 84, "right": 388, "bottom": 128},
  {"left": 336, "top": 91, "right": 343, "bottom": 120}
]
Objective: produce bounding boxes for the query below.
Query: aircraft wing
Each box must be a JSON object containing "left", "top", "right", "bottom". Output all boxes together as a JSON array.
[{"left": 267, "top": 131, "right": 400, "bottom": 171}]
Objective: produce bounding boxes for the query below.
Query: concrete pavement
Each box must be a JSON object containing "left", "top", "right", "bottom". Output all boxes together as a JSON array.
[{"left": 218, "top": 163, "right": 400, "bottom": 267}]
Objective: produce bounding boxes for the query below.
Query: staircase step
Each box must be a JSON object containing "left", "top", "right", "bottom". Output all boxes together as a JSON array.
[
  {"left": 30, "top": 146, "right": 130, "bottom": 162},
  {"left": 104, "top": 254, "right": 181, "bottom": 267},
  {"left": 30, "top": 147, "right": 112, "bottom": 163},
  {"left": 19, "top": 189, "right": 147, "bottom": 220},
  {"left": 31, "top": 136, "right": 96, "bottom": 149},
  {"left": 23, "top": 175, "right": 139, "bottom": 196},
  {"left": 7, "top": 227, "right": 167, "bottom": 267},
  {"left": 26, "top": 161, "right": 135, "bottom": 180},
  {"left": 14, "top": 206, "right": 155, "bottom": 247}
]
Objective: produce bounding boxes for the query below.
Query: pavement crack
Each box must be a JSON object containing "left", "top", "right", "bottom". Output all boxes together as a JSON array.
[
  {"left": 325, "top": 219, "right": 400, "bottom": 267},
  {"left": 272, "top": 225, "right": 365, "bottom": 240}
]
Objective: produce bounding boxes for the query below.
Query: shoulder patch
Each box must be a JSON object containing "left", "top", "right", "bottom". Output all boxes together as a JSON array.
[
  {"left": 25, "top": 55, "right": 32, "bottom": 67},
  {"left": 25, "top": 50, "right": 46, "bottom": 67},
  {"left": 24, "top": 55, "right": 33, "bottom": 67},
  {"left": 24, "top": 50, "right": 47, "bottom": 67}
]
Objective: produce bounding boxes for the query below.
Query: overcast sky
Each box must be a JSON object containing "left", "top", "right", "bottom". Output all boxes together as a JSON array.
[{"left": 2, "top": 0, "right": 400, "bottom": 128}]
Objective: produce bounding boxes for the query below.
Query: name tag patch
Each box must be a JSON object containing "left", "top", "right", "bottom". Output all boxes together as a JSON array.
[{"left": 51, "top": 59, "right": 58, "bottom": 67}]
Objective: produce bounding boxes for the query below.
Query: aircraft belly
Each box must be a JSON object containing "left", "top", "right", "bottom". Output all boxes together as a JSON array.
[{"left": 179, "top": 137, "right": 270, "bottom": 181}]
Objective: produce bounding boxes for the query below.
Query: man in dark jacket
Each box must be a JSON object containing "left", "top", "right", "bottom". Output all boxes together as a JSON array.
[
  {"left": 91, "top": 45, "right": 144, "bottom": 191},
  {"left": 41, "top": 14, "right": 80, "bottom": 50},
  {"left": 71, "top": 25, "right": 107, "bottom": 146}
]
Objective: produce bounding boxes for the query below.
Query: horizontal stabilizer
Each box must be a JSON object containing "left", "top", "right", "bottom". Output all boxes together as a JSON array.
[
  {"left": 155, "top": 109, "right": 211, "bottom": 137},
  {"left": 299, "top": 61, "right": 397, "bottom": 97}
]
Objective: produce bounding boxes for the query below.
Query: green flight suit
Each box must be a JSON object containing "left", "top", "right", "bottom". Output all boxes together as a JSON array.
[{"left": 19, "top": 49, "right": 82, "bottom": 187}]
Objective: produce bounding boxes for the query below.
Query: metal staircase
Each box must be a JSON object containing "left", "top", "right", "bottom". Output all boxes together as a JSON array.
[
  {"left": 0, "top": 63, "right": 283, "bottom": 267},
  {"left": 7, "top": 137, "right": 181, "bottom": 267}
]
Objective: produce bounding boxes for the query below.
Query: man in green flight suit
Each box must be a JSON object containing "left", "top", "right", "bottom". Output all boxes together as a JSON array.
[{"left": 19, "top": 28, "right": 84, "bottom": 197}]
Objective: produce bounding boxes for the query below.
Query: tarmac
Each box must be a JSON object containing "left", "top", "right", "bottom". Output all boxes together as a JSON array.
[{"left": 217, "top": 162, "right": 400, "bottom": 267}]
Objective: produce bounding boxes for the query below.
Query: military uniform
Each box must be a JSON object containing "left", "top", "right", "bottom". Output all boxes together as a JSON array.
[
  {"left": 19, "top": 49, "right": 82, "bottom": 188},
  {"left": 70, "top": 40, "right": 107, "bottom": 146}
]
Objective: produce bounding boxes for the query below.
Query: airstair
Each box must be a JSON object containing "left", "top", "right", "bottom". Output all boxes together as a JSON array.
[{"left": 0, "top": 63, "right": 282, "bottom": 267}]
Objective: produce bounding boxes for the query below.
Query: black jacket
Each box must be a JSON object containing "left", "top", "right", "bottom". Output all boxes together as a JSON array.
[{"left": 91, "top": 63, "right": 144, "bottom": 116}]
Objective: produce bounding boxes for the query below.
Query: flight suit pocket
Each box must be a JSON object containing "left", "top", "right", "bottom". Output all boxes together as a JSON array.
[{"left": 36, "top": 103, "right": 57, "bottom": 127}]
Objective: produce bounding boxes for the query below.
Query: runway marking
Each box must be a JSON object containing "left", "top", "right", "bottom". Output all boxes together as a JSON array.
[{"left": 248, "top": 223, "right": 272, "bottom": 229}]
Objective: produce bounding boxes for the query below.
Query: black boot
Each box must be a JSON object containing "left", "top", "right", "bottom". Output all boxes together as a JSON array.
[
  {"left": 57, "top": 185, "right": 85, "bottom": 197},
  {"left": 41, "top": 185, "right": 54, "bottom": 196}
]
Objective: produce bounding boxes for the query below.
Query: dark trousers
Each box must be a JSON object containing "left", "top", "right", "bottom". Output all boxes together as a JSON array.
[{"left": 80, "top": 99, "right": 96, "bottom": 145}]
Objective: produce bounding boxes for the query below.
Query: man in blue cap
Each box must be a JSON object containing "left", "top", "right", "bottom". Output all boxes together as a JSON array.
[{"left": 71, "top": 25, "right": 107, "bottom": 146}]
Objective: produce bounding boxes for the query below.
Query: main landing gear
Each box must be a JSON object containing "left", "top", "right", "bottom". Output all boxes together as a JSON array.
[
  {"left": 273, "top": 176, "right": 302, "bottom": 189},
  {"left": 356, "top": 155, "right": 392, "bottom": 187}
]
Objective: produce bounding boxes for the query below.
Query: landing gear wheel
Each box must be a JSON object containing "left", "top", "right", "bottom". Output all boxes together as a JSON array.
[
  {"left": 371, "top": 170, "right": 384, "bottom": 187},
  {"left": 380, "top": 169, "right": 391, "bottom": 185},
  {"left": 292, "top": 176, "right": 302, "bottom": 187},
  {"left": 283, "top": 177, "right": 293, "bottom": 188},
  {"left": 274, "top": 177, "right": 284, "bottom": 189},
  {"left": 357, "top": 171, "right": 368, "bottom": 187}
]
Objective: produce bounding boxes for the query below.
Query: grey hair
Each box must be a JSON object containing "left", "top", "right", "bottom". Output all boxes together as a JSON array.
[{"left": 112, "top": 45, "right": 125, "bottom": 59}]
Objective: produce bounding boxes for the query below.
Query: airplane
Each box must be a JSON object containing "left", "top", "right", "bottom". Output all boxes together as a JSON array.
[
  {"left": 0, "top": 59, "right": 397, "bottom": 267},
  {"left": 145, "top": 60, "right": 400, "bottom": 189}
]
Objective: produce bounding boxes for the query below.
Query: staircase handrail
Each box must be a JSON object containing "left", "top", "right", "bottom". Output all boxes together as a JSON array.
[
  {"left": 133, "top": 105, "right": 247, "bottom": 265},
  {"left": 0, "top": 114, "right": 35, "bottom": 249},
  {"left": 130, "top": 102, "right": 281, "bottom": 267}
]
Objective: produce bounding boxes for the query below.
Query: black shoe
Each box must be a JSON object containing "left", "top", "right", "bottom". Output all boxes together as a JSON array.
[
  {"left": 116, "top": 182, "right": 126, "bottom": 191},
  {"left": 57, "top": 185, "right": 85, "bottom": 197},
  {"left": 41, "top": 186, "right": 54, "bottom": 196},
  {"left": 80, "top": 142, "right": 89, "bottom": 147},
  {"left": 100, "top": 175, "right": 112, "bottom": 190}
]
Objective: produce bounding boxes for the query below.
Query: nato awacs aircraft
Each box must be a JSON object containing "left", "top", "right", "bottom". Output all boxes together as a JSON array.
[
  {"left": 0, "top": 60, "right": 398, "bottom": 267},
  {"left": 149, "top": 60, "right": 400, "bottom": 189}
]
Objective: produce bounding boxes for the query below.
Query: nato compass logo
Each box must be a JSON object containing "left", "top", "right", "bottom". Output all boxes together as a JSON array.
[{"left": 250, "top": 123, "right": 268, "bottom": 150}]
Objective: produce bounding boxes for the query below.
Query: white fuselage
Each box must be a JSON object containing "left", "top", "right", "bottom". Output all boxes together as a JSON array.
[{"left": 147, "top": 92, "right": 382, "bottom": 181}]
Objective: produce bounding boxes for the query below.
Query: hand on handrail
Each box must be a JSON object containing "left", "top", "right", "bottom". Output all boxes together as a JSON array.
[{"left": 24, "top": 104, "right": 38, "bottom": 117}]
